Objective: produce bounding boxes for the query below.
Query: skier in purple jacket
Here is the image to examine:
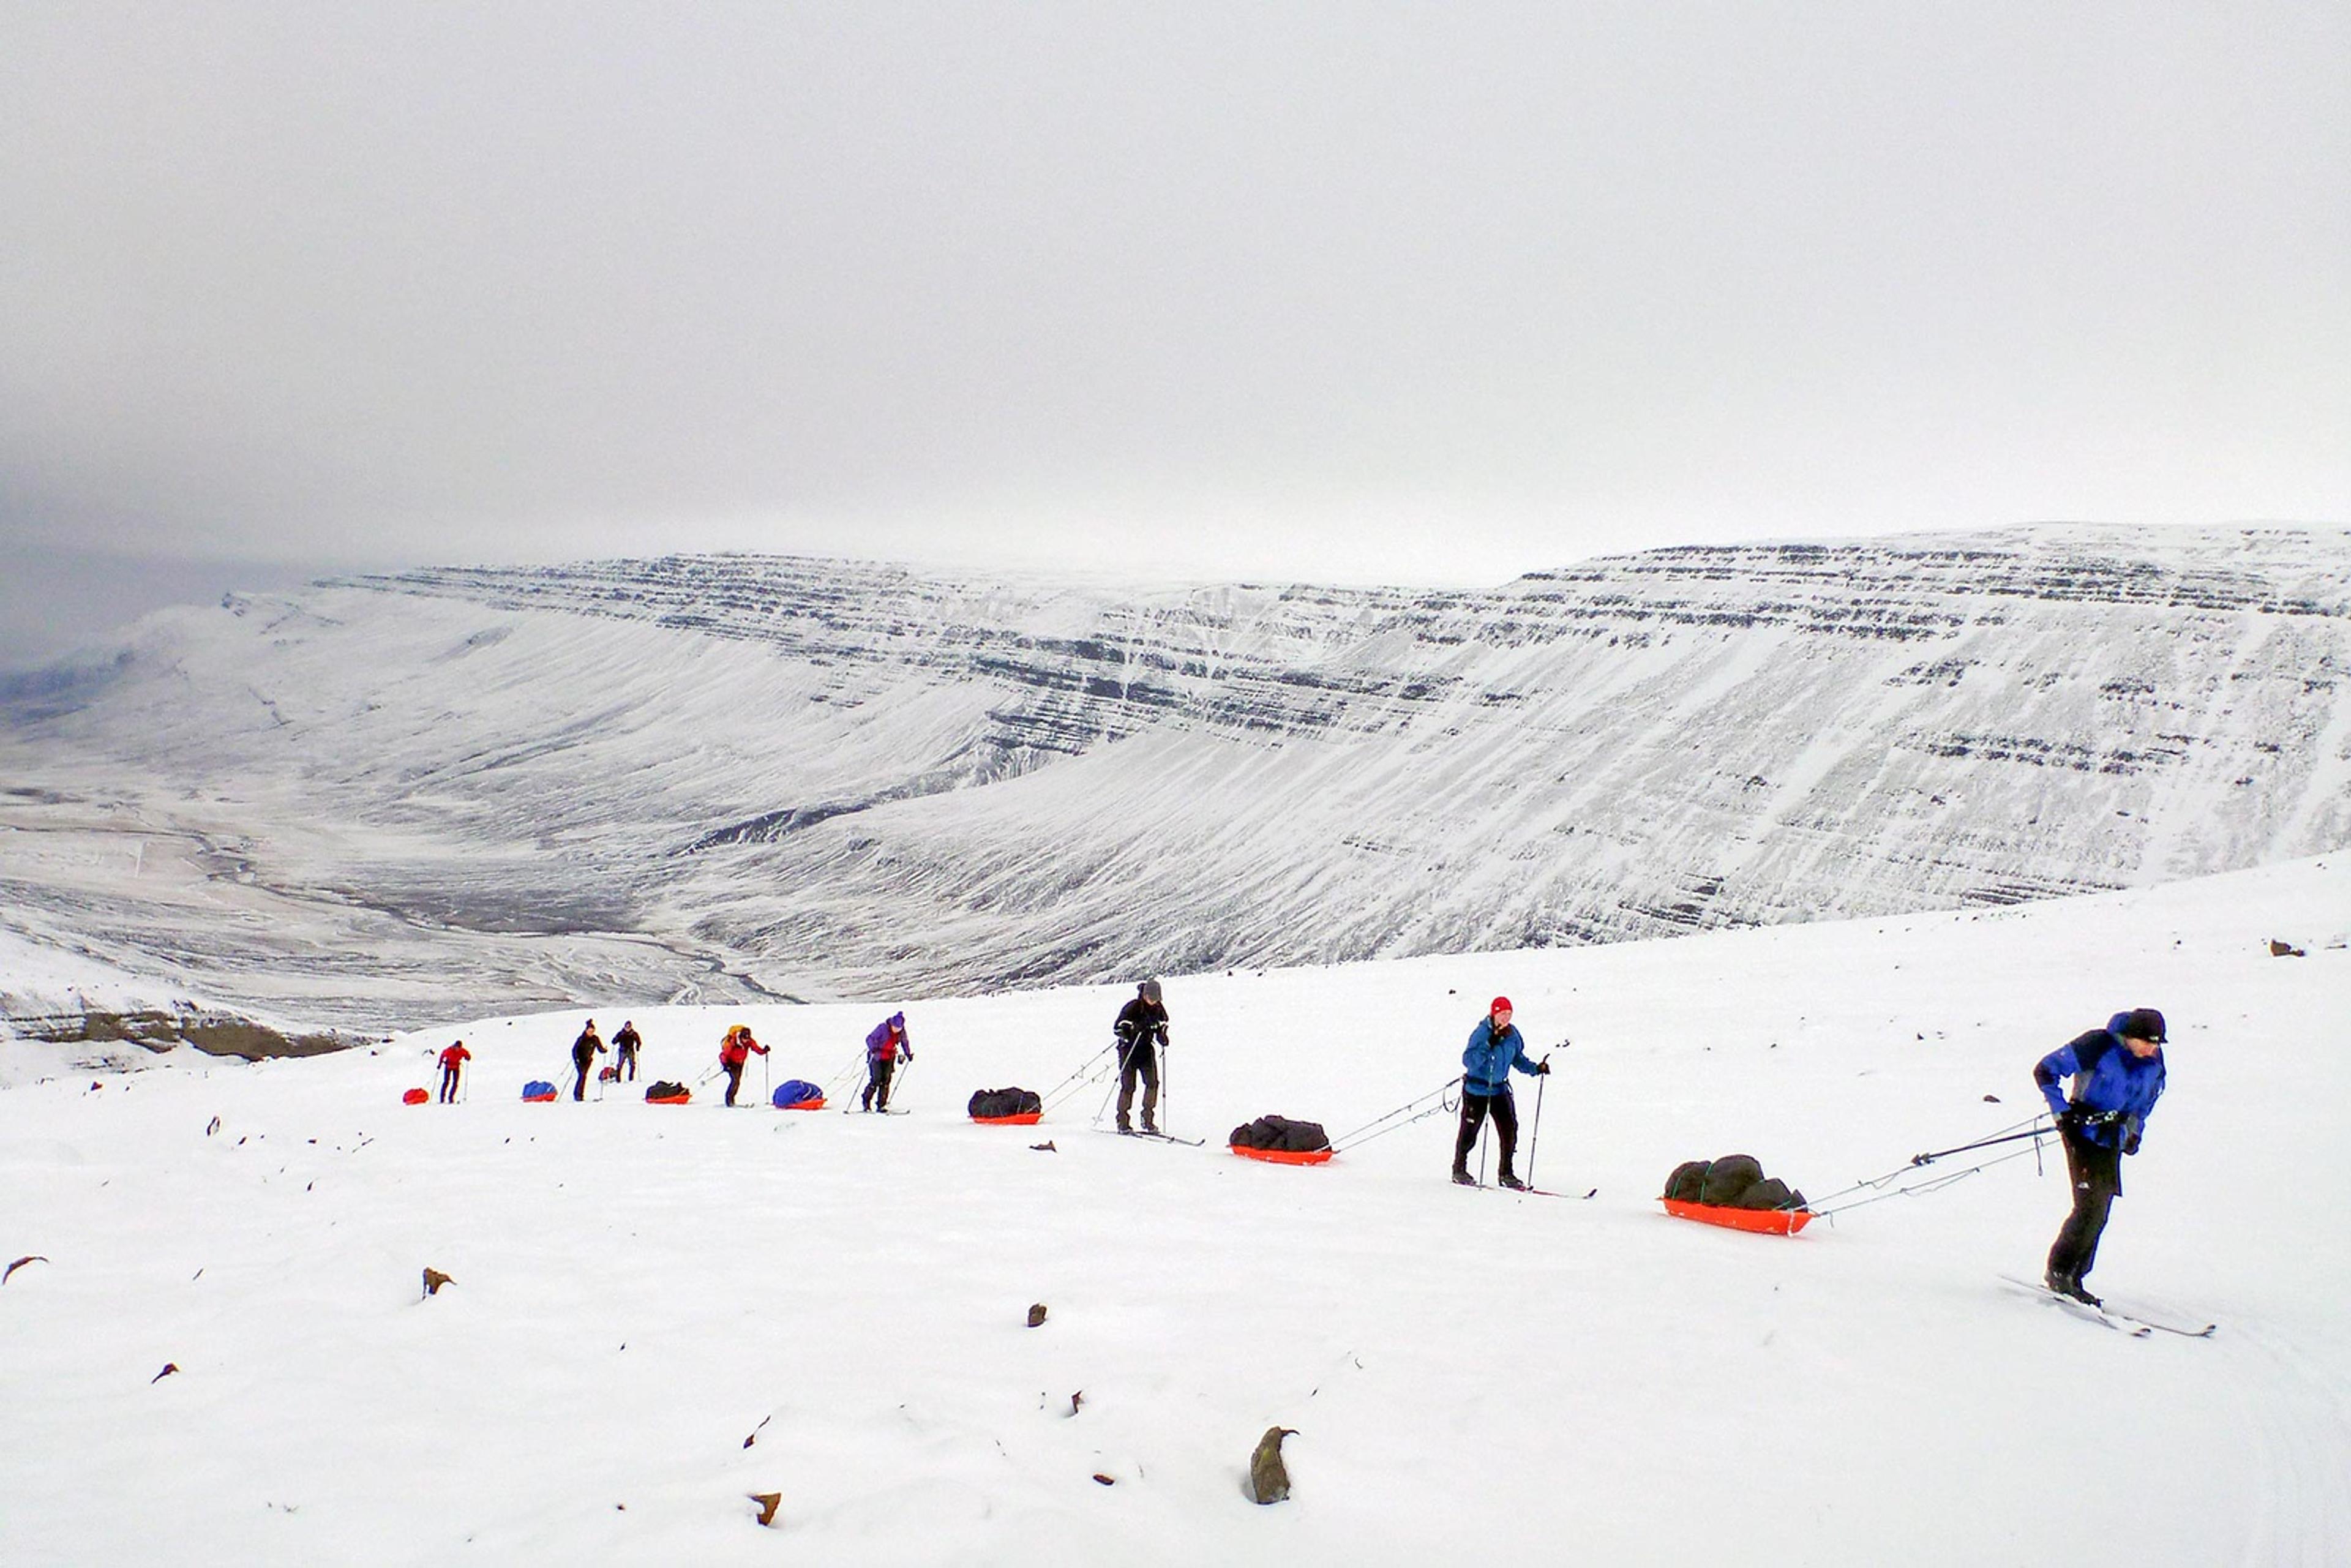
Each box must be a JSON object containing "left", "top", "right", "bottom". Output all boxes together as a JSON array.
[{"left": 861, "top": 1011, "right": 912, "bottom": 1112}]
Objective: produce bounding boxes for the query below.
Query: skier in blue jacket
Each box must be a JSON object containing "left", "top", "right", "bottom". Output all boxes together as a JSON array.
[
  {"left": 1452, "top": 996, "right": 1550, "bottom": 1188},
  {"left": 2034, "top": 1007, "right": 2168, "bottom": 1306}
]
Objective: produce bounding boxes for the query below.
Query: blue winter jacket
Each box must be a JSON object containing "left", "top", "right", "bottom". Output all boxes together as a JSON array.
[
  {"left": 1461, "top": 1019, "right": 1542, "bottom": 1097},
  {"left": 2034, "top": 1014, "right": 2165, "bottom": 1150}
]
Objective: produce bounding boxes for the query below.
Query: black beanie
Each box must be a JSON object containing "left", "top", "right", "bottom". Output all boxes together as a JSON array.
[{"left": 2120, "top": 1007, "right": 2166, "bottom": 1044}]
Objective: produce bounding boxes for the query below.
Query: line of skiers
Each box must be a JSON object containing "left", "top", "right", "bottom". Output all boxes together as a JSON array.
[
  {"left": 438, "top": 983, "right": 2172, "bottom": 1304},
  {"left": 429, "top": 1015, "right": 918, "bottom": 1110}
]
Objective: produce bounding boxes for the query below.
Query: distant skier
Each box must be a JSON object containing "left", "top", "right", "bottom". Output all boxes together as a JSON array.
[
  {"left": 571, "top": 1019, "right": 606, "bottom": 1102},
  {"left": 719, "top": 1024, "right": 768, "bottom": 1108},
  {"left": 2034, "top": 1007, "right": 2168, "bottom": 1307},
  {"left": 437, "top": 1039, "right": 471, "bottom": 1103},
  {"left": 1452, "top": 996, "right": 1549, "bottom": 1188},
  {"left": 860, "top": 1011, "right": 913, "bottom": 1112},
  {"left": 611, "top": 1020, "right": 642, "bottom": 1083},
  {"left": 1113, "top": 980, "right": 1169, "bottom": 1134}
]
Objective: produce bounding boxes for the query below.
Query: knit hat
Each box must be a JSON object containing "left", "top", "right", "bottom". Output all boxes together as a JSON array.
[
  {"left": 1139, "top": 979, "right": 1163, "bottom": 1003},
  {"left": 2119, "top": 1007, "right": 2166, "bottom": 1044},
  {"left": 1490, "top": 996, "right": 1513, "bottom": 1016}
]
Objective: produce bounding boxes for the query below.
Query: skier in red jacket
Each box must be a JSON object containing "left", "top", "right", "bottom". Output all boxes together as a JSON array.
[
  {"left": 719, "top": 1024, "right": 768, "bottom": 1108},
  {"left": 437, "top": 1040, "right": 471, "bottom": 1103}
]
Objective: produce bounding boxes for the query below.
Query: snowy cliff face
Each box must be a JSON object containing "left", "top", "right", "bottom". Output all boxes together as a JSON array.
[{"left": 1, "top": 525, "right": 2345, "bottom": 1026}]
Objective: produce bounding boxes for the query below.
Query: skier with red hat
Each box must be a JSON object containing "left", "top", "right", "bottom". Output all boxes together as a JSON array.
[{"left": 1453, "top": 996, "right": 1549, "bottom": 1188}]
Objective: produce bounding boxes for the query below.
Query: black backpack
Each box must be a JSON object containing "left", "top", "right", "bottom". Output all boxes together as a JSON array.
[
  {"left": 1228, "top": 1114, "right": 1332, "bottom": 1152},
  {"left": 1697, "top": 1153, "right": 1764, "bottom": 1206},
  {"left": 968, "top": 1087, "right": 1043, "bottom": 1119},
  {"left": 1663, "top": 1159, "right": 1711, "bottom": 1202}
]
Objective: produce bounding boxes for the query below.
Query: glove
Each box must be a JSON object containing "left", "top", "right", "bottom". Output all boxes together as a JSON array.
[
  {"left": 2054, "top": 1107, "right": 2083, "bottom": 1133},
  {"left": 1536, "top": 1061, "right": 1552, "bottom": 1076},
  {"left": 2123, "top": 1130, "right": 2141, "bottom": 1155}
]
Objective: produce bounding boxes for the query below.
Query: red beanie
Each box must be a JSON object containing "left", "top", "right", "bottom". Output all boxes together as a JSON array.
[{"left": 1490, "top": 996, "right": 1513, "bottom": 1015}]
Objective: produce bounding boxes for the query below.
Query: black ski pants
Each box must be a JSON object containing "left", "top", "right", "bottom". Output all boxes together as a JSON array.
[
  {"left": 572, "top": 1058, "right": 593, "bottom": 1101},
  {"left": 1117, "top": 1039, "right": 1160, "bottom": 1129},
  {"left": 723, "top": 1059, "right": 746, "bottom": 1107},
  {"left": 1454, "top": 1089, "right": 1520, "bottom": 1180},
  {"left": 439, "top": 1065, "right": 461, "bottom": 1104},
  {"left": 862, "top": 1056, "right": 897, "bottom": 1111},
  {"left": 615, "top": 1045, "right": 637, "bottom": 1082},
  {"left": 2047, "top": 1127, "right": 2124, "bottom": 1285}
]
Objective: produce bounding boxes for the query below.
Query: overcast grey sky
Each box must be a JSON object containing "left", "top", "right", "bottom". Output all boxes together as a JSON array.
[{"left": 2, "top": 2, "right": 2345, "bottom": 664}]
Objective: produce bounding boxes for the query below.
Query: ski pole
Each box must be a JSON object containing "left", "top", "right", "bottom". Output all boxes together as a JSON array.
[
  {"left": 1157, "top": 1034, "right": 1168, "bottom": 1135},
  {"left": 1526, "top": 1054, "right": 1551, "bottom": 1188}
]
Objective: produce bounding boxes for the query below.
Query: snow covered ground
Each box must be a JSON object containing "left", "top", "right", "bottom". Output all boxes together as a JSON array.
[{"left": 3, "top": 856, "right": 2347, "bottom": 1565}]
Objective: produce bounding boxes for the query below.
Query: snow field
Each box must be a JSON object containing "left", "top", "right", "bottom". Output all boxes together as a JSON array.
[{"left": 2, "top": 857, "right": 2347, "bottom": 1565}]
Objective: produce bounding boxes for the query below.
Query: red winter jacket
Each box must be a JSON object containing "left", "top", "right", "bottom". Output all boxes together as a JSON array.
[
  {"left": 438, "top": 1044, "right": 471, "bottom": 1071},
  {"left": 720, "top": 1034, "right": 768, "bottom": 1068}
]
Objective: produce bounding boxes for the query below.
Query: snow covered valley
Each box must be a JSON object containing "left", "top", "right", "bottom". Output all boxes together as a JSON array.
[
  {"left": 4, "top": 524, "right": 2346, "bottom": 1032},
  {"left": 4, "top": 855, "right": 2345, "bottom": 1565}
]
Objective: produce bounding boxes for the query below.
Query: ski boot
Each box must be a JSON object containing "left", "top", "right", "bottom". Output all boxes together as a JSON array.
[{"left": 2045, "top": 1270, "right": 2102, "bottom": 1308}]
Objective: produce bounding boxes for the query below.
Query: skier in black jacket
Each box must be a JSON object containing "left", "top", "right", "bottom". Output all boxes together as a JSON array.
[
  {"left": 571, "top": 1019, "right": 606, "bottom": 1102},
  {"left": 610, "top": 1020, "right": 642, "bottom": 1083},
  {"left": 1113, "top": 979, "right": 1169, "bottom": 1134}
]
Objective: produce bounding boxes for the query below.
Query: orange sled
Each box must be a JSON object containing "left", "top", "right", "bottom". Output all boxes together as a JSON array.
[
  {"left": 972, "top": 1112, "right": 1042, "bottom": 1126},
  {"left": 647, "top": 1092, "right": 692, "bottom": 1106},
  {"left": 1662, "top": 1198, "right": 1812, "bottom": 1236},
  {"left": 402, "top": 1087, "right": 430, "bottom": 1105},
  {"left": 778, "top": 1096, "right": 827, "bottom": 1111},
  {"left": 1230, "top": 1144, "right": 1333, "bottom": 1166}
]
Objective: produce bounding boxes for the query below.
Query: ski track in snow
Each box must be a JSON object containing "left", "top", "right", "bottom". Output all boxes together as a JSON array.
[{"left": 1, "top": 857, "right": 2347, "bottom": 1564}]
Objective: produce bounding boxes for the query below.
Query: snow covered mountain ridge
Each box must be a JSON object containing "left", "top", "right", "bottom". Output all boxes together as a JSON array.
[{"left": 1, "top": 523, "right": 2345, "bottom": 1031}]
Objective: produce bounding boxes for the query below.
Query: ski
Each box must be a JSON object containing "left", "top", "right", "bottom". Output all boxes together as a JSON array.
[
  {"left": 842, "top": 1108, "right": 910, "bottom": 1116},
  {"left": 1997, "top": 1275, "right": 2212, "bottom": 1339},
  {"left": 1098, "top": 1128, "right": 1207, "bottom": 1147},
  {"left": 2093, "top": 1298, "right": 2219, "bottom": 1339},
  {"left": 2001, "top": 1275, "right": 2149, "bottom": 1337},
  {"left": 1463, "top": 1182, "right": 1595, "bottom": 1199}
]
